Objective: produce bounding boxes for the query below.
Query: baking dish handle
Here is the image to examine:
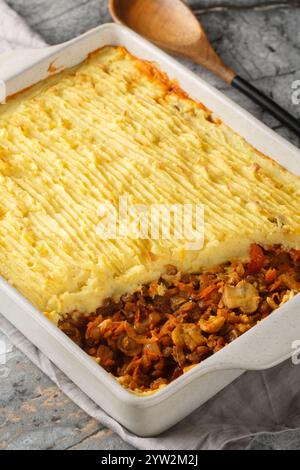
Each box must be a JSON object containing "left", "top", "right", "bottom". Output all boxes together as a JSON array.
[
  {"left": 0, "top": 46, "right": 62, "bottom": 79},
  {"left": 193, "top": 295, "right": 300, "bottom": 376},
  {"left": 0, "top": 23, "right": 115, "bottom": 79}
]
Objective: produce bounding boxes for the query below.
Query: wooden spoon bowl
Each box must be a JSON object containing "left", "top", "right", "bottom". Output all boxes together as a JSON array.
[{"left": 109, "top": 0, "right": 235, "bottom": 83}]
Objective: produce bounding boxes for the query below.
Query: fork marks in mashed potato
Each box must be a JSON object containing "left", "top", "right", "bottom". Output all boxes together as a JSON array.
[{"left": 0, "top": 46, "right": 299, "bottom": 324}]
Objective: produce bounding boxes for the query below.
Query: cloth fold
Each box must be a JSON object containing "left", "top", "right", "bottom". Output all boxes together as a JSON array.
[
  {"left": 2, "top": 314, "right": 300, "bottom": 450},
  {"left": 0, "top": 0, "right": 46, "bottom": 51},
  {"left": 0, "top": 0, "right": 300, "bottom": 450}
]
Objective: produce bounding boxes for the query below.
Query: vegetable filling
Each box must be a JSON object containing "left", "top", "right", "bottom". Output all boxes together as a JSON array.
[{"left": 59, "top": 244, "right": 300, "bottom": 392}]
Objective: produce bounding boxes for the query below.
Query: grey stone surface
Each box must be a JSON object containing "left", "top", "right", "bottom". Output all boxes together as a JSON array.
[
  {"left": 0, "top": 333, "right": 103, "bottom": 450},
  {"left": 1, "top": 0, "right": 300, "bottom": 451}
]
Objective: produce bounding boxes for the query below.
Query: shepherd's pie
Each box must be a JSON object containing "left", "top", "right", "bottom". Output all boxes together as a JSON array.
[{"left": 0, "top": 45, "right": 299, "bottom": 330}]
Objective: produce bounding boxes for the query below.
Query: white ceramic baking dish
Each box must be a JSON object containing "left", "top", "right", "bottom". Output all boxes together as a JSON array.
[{"left": 0, "top": 23, "right": 299, "bottom": 437}]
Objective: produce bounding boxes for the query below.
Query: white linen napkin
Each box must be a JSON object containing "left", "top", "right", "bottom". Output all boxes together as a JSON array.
[
  {"left": 1, "top": 0, "right": 300, "bottom": 450},
  {"left": 0, "top": 0, "right": 46, "bottom": 50}
]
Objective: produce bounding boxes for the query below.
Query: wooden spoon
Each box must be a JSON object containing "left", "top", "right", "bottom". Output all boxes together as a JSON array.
[{"left": 109, "top": 0, "right": 300, "bottom": 135}]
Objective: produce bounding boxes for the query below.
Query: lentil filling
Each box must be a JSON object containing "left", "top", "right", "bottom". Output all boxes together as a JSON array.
[{"left": 59, "top": 244, "right": 300, "bottom": 393}]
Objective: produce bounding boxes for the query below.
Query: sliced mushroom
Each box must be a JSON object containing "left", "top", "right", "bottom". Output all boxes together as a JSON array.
[
  {"left": 143, "top": 342, "right": 161, "bottom": 358},
  {"left": 266, "top": 296, "right": 279, "bottom": 310},
  {"left": 199, "top": 315, "right": 225, "bottom": 334},
  {"left": 222, "top": 280, "right": 259, "bottom": 314},
  {"left": 117, "top": 334, "right": 142, "bottom": 357},
  {"left": 171, "top": 324, "right": 206, "bottom": 351}
]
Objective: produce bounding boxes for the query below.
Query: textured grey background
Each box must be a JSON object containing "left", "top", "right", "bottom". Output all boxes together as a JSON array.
[{"left": 1, "top": 0, "right": 300, "bottom": 450}]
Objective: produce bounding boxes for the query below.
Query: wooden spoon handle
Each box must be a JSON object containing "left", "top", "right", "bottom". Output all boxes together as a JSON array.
[{"left": 232, "top": 75, "right": 300, "bottom": 135}]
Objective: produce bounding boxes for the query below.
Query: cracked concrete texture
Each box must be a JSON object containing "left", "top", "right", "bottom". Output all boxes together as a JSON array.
[{"left": 1, "top": 0, "right": 300, "bottom": 451}]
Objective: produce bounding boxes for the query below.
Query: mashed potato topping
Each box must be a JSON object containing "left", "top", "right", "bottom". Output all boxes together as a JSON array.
[{"left": 0, "top": 46, "right": 299, "bottom": 324}]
